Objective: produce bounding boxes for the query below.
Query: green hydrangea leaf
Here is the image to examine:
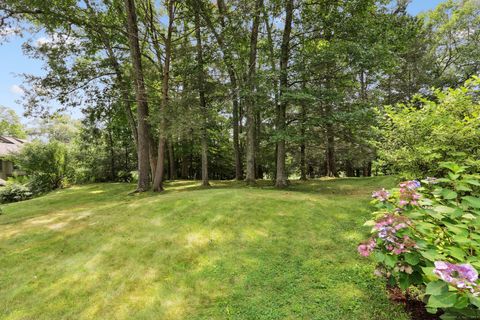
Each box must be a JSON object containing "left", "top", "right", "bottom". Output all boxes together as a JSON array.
[
  {"left": 421, "top": 250, "right": 443, "bottom": 262},
  {"left": 427, "top": 292, "right": 458, "bottom": 308},
  {"left": 470, "top": 296, "right": 480, "bottom": 308},
  {"left": 441, "top": 189, "right": 458, "bottom": 200},
  {"left": 463, "top": 196, "right": 480, "bottom": 209},
  {"left": 447, "top": 247, "right": 465, "bottom": 260},
  {"left": 405, "top": 253, "right": 420, "bottom": 265},
  {"left": 384, "top": 254, "right": 397, "bottom": 268},
  {"left": 464, "top": 179, "right": 480, "bottom": 187},
  {"left": 425, "top": 280, "right": 448, "bottom": 296}
]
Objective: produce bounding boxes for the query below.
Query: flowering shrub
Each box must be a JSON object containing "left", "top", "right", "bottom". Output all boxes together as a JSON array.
[{"left": 359, "top": 162, "right": 480, "bottom": 319}]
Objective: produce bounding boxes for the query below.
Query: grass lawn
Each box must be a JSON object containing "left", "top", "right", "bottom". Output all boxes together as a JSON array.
[{"left": 0, "top": 177, "right": 410, "bottom": 320}]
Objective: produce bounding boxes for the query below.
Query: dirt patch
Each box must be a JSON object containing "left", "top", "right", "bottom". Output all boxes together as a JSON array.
[{"left": 388, "top": 286, "right": 442, "bottom": 320}]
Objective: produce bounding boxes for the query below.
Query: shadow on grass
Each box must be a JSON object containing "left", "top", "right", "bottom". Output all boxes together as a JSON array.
[
  {"left": 0, "top": 176, "right": 409, "bottom": 320},
  {"left": 160, "top": 176, "right": 398, "bottom": 197}
]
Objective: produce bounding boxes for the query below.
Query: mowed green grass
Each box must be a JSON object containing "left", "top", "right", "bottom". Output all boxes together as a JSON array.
[{"left": 0, "top": 178, "right": 410, "bottom": 320}]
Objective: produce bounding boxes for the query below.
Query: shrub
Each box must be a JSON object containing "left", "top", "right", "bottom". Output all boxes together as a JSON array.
[
  {"left": 374, "top": 77, "right": 480, "bottom": 178},
  {"left": 0, "top": 183, "right": 33, "bottom": 204},
  {"left": 14, "top": 140, "right": 73, "bottom": 192},
  {"left": 117, "top": 170, "right": 133, "bottom": 182},
  {"left": 359, "top": 162, "right": 480, "bottom": 319}
]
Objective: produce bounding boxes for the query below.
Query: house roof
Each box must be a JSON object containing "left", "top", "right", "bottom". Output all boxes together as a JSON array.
[{"left": 0, "top": 136, "right": 26, "bottom": 157}]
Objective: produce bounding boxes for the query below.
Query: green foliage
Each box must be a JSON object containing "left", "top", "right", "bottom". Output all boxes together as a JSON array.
[
  {"left": 360, "top": 163, "right": 480, "bottom": 318},
  {"left": 0, "top": 106, "right": 26, "bottom": 138},
  {"left": 0, "top": 183, "right": 33, "bottom": 204},
  {"left": 424, "top": 0, "right": 480, "bottom": 88},
  {"left": 15, "top": 140, "right": 73, "bottom": 192},
  {"left": 375, "top": 77, "right": 480, "bottom": 178},
  {"left": 71, "top": 115, "right": 137, "bottom": 183},
  {"left": 28, "top": 115, "right": 79, "bottom": 143}
]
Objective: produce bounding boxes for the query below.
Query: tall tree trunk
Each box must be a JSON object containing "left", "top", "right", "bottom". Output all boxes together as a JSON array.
[
  {"left": 152, "top": 0, "right": 175, "bottom": 191},
  {"left": 300, "top": 79, "right": 307, "bottom": 181},
  {"left": 142, "top": 0, "right": 164, "bottom": 181},
  {"left": 168, "top": 139, "right": 175, "bottom": 180},
  {"left": 300, "top": 138, "right": 307, "bottom": 181},
  {"left": 232, "top": 82, "right": 242, "bottom": 180},
  {"left": 346, "top": 159, "right": 355, "bottom": 177},
  {"left": 300, "top": 143, "right": 306, "bottom": 180},
  {"left": 193, "top": 1, "right": 210, "bottom": 187},
  {"left": 203, "top": 0, "right": 243, "bottom": 180},
  {"left": 125, "top": 144, "right": 129, "bottom": 174},
  {"left": 108, "top": 126, "right": 115, "bottom": 181},
  {"left": 149, "top": 135, "right": 158, "bottom": 181},
  {"left": 325, "top": 104, "right": 336, "bottom": 177},
  {"left": 245, "top": 0, "right": 262, "bottom": 185},
  {"left": 263, "top": 7, "right": 280, "bottom": 181},
  {"left": 124, "top": 0, "right": 150, "bottom": 191},
  {"left": 255, "top": 110, "right": 262, "bottom": 179},
  {"left": 275, "top": 0, "right": 294, "bottom": 188},
  {"left": 363, "top": 161, "right": 372, "bottom": 177},
  {"left": 181, "top": 154, "right": 189, "bottom": 179}
]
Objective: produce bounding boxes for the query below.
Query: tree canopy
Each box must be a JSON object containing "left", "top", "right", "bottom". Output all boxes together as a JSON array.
[{"left": 1, "top": 0, "right": 478, "bottom": 189}]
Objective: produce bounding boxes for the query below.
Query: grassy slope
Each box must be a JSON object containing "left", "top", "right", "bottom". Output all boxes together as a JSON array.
[{"left": 0, "top": 178, "right": 409, "bottom": 320}]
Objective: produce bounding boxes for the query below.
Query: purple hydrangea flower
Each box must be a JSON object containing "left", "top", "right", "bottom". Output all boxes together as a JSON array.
[
  {"left": 398, "top": 180, "right": 421, "bottom": 206},
  {"left": 434, "top": 261, "right": 479, "bottom": 294},
  {"left": 400, "top": 180, "right": 421, "bottom": 190},
  {"left": 372, "top": 215, "right": 415, "bottom": 255}
]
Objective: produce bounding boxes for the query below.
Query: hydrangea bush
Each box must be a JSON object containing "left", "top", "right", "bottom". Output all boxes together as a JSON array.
[{"left": 359, "top": 162, "right": 480, "bottom": 319}]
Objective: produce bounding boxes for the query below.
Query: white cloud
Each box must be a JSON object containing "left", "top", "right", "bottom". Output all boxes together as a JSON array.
[{"left": 10, "top": 85, "right": 24, "bottom": 95}]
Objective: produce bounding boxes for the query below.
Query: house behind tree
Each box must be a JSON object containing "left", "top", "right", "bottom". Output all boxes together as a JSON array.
[{"left": 0, "top": 136, "right": 26, "bottom": 185}]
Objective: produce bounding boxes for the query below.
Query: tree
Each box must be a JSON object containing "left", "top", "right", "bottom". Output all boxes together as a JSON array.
[
  {"left": 192, "top": 0, "right": 210, "bottom": 187},
  {"left": 245, "top": 0, "right": 263, "bottom": 185},
  {"left": 3, "top": 0, "right": 478, "bottom": 189},
  {"left": 425, "top": 0, "right": 480, "bottom": 88},
  {"left": 152, "top": 0, "right": 176, "bottom": 192},
  {"left": 123, "top": 0, "right": 151, "bottom": 192},
  {"left": 275, "top": 0, "right": 293, "bottom": 188},
  {"left": 201, "top": 0, "right": 243, "bottom": 180},
  {"left": 0, "top": 106, "right": 26, "bottom": 138}
]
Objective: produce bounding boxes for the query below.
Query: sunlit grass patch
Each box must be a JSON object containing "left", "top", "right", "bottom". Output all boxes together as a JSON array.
[{"left": 0, "top": 177, "right": 408, "bottom": 319}]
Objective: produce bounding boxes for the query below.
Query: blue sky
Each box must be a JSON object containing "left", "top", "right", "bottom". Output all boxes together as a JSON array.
[{"left": 0, "top": 0, "right": 445, "bottom": 123}]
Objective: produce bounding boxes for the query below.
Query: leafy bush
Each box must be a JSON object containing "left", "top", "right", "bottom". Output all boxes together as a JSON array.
[
  {"left": 359, "top": 162, "right": 480, "bottom": 319},
  {"left": 117, "top": 170, "right": 133, "bottom": 182},
  {"left": 374, "top": 77, "right": 480, "bottom": 178},
  {"left": 0, "top": 183, "right": 33, "bottom": 204},
  {"left": 14, "top": 140, "right": 73, "bottom": 192}
]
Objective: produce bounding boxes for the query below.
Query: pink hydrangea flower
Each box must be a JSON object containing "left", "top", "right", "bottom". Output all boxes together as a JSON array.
[
  {"left": 369, "top": 214, "right": 415, "bottom": 255},
  {"left": 358, "top": 238, "right": 376, "bottom": 257},
  {"left": 372, "top": 188, "right": 390, "bottom": 202},
  {"left": 399, "top": 180, "right": 421, "bottom": 190},
  {"left": 398, "top": 181, "right": 421, "bottom": 206}
]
